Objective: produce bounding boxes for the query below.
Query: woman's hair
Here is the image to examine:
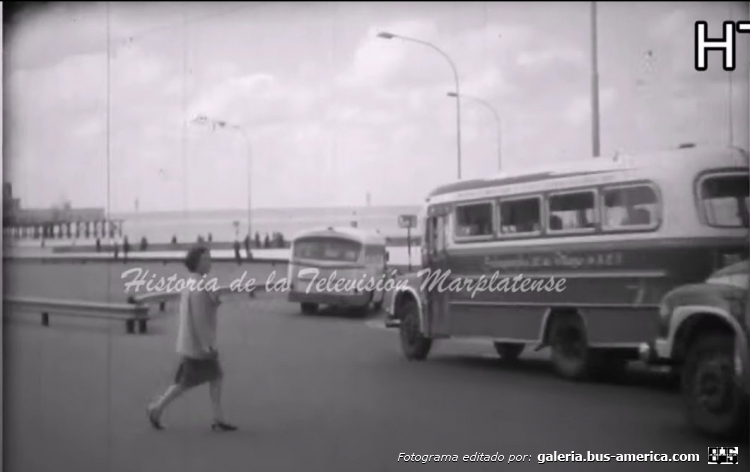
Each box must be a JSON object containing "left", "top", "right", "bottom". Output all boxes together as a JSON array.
[{"left": 184, "top": 245, "right": 209, "bottom": 273}]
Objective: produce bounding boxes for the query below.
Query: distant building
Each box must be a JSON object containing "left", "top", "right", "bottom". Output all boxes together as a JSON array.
[
  {"left": 3, "top": 182, "right": 115, "bottom": 240},
  {"left": 12, "top": 207, "right": 106, "bottom": 225},
  {"left": 3, "top": 183, "right": 21, "bottom": 224}
]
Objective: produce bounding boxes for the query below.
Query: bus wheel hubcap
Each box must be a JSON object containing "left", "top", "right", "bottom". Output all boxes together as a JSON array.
[{"left": 695, "top": 357, "right": 731, "bottom": 412}]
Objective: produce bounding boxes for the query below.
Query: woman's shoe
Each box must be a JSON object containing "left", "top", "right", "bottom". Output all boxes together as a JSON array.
[
  {"left": 147, "top": 406, "right": 164, "bottom": 431},
  {"left": 211, "top": 421, "right": 238, "bottom": 432}
]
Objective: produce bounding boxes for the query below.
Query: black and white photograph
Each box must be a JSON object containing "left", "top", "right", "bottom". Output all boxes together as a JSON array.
[{"left": 2, "top": 1, "right": 750, "bottom": 471}]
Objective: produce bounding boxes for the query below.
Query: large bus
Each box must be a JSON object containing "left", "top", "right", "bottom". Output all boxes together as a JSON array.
[
  {"left": 288, "top": 227, "right": 388, "bottom": 316},
  {"left": 383, "top": 146, "right": 749, "bottom": 381}
]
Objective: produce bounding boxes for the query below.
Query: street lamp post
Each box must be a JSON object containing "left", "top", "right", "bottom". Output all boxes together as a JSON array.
[
  {"left": 591, "top": 1, "right": 601, "bottom": 157},
  {"left": 377, "top": 31, "right": 462, "bottom": 179},
  {"left": 447, "top": 92, "right": 501, "bottom": 172},
  {"left": 191, "top": 115, "right": 252, "bottom": 252}
]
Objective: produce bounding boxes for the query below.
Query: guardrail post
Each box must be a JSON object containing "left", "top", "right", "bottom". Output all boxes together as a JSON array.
[
  {"left": 125, "top": 319, "right": 135, "bottom": 334},
  {"left": 41, "top": 312, "right": 49, "bottom": 326}
]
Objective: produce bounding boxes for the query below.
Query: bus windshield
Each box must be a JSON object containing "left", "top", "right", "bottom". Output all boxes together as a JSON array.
[
  {"left": 292, "top": 237, "right": 362, "bottom": 262},
  {"left": 700, "top": 173, "right": 749, "bottom": 228}
]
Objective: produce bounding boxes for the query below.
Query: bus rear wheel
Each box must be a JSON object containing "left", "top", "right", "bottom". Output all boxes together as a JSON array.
[
  {"left": 494, "top": 342, "right": 524, "bottom": 361},
  {"left": 399, "top": 298, "right": 432, "bottom": 361},
  {"left": 301, "top": 302, "right": 319, "bottom": 315},
  {"left": 549, "top": 315, "right": 596, "bottom": 380}
]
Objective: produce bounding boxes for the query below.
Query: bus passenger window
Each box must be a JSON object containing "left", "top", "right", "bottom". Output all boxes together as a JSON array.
[
  {"left": 548, "top": 191, "right": 596, "bottom": 231},
  {"left": 700, "top": 174, "right": 750, "bottom": 228},
  {"left": 602, "top": 185, "right": 659, "bottom": 230},
  {"left": 499, "top": 197, "right": 541, "bottom": 235},
  {"left": 455, "top": 202, "right": 494, "bottom": 238}
]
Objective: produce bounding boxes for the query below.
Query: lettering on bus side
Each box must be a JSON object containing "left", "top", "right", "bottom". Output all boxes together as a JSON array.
[{"left": 484, "top": 251, "right": 624, "bottom": 271}]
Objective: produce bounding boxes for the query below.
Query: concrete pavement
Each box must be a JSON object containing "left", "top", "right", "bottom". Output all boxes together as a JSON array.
[{"left": 5, "top": 288, "right": 746, "bottom": 472}]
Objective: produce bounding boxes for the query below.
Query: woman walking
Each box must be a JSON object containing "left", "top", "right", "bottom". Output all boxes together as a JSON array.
[{"left": 147, "top": 245, "right": 237, "bottom": 432}]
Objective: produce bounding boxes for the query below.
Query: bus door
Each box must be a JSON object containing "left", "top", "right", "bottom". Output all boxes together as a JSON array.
[{"left": 424, "top": 208, "right": 451, "bottom": 337}]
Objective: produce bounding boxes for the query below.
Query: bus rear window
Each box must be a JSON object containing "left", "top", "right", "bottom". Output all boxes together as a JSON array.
[
  {"left": 293, "top": 238, "right": 362, "bottom": 262},
  {"left": 700, "top": 173, "right": 749, "bottom": 228},
  {"left": 364, "top": 245, "right": 386, "bottom": 265}
]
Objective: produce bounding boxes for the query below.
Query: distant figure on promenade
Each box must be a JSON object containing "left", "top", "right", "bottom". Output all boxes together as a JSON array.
[
  {"left": 123, "top": 236, "right": 131, "bottom": 262},
  {"left": 254, "top": 232, "right": 261, "bottom": 249},
  {"left": 147, "top": 245, "right": 237, "bottom": 432},
  {"left": 96, "top": 238, "right": 101, "bottom": 252},
  {"left": 171, "top": 235, "right": 178, "bottom": 245},
  {"left": 233, "top": 240, "right": 242, "bottom": 265},
  {"left": 113, "top": 241, "right": 119, "bottom": 260},
  {"left": 263, "top": 233, "right": 270, "bottom": 249},
  {"left": 244, "top": 235, "right": 251, "bottom": 254},
  {"left": 208, "top": 233, "right": 213, "bottom": 243},
  {"left": 140, "top": 236, "right": 148, "bottom": 251}
]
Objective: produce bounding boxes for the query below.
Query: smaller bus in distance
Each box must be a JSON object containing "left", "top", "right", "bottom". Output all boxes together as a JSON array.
[
  {"left": 288, "top": 227, "right": 388, "bottom": 316},
  {"left": 383, "top": 145, "right": 748, "bottom": 381}
]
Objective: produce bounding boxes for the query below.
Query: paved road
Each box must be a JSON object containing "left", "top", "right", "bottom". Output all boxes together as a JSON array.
[{"left": 4, "top": 262, "right": 748, "bottom": 471}]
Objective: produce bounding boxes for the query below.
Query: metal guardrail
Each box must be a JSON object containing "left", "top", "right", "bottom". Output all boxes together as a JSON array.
[
  {"left": 5, "top": 284, "right": 268, "bottom": 335},
  {"left": 128, "top": 284, "right": 264, "bottom": 314},
  {"left": 4, "top": 296, "right": 150, "bottom": 334}
]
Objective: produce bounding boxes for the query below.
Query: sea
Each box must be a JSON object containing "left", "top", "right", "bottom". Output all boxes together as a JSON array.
[{"left": 111, "top": 205, "right": 423, "bottom": 244}]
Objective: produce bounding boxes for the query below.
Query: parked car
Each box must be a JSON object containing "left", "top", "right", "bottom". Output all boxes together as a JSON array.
[{"left": 640, "top": 260, "right": 749, "bottom": 438}]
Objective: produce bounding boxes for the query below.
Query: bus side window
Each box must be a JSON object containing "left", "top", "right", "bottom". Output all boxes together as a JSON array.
[
  {"left": 699, "top": 173, "right": 750, "bottom": 228},
  {"left": 548, "top": 191, "right": 597, "bottom": 231},
  {"left": 455, "top": 202, "right": 493, "bottom": 237},
  {"left": 602, "top": 184, "right": 659, "bottom": 230},
  {"left": 499, "top": 197, "right": 541, "bottom": 235}
]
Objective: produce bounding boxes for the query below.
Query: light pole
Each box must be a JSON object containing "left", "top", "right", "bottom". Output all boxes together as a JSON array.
[
  {"left": 590, "top": 1, "right": 601, "bottom": 157},
  {"left": 447, "top": 92, "right": 501, "bottom": 172},
  {"left": 377, "top": 31, "right": 462, "bottom": 179},
  {"left": 191, "top": 115, "right": 252, "bottom": 251}
]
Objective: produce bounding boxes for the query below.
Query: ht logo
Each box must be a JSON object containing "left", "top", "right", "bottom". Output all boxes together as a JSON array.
[{"left": 695, "top": 21, "right": 750, "bottom": 71}]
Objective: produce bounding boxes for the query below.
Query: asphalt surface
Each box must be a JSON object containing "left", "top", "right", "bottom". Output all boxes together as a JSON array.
[{"left": 4, "top": 261, "right": 749, "bottom": 471}]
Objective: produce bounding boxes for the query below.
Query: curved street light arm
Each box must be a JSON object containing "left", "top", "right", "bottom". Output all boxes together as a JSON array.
[{"left": 391, "top": 33, "right": 462, "bottom": 179}]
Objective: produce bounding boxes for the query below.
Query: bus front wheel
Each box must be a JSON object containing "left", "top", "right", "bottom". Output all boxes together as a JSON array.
[
  {"left": 682, "top": 332, "right": 748, "bottom": 438},
  {"left": 301, "top": 302, "right": 319, "bottom": 315},
  {"left": 399, "top": 299, "right": 432, "bottom": 361}
]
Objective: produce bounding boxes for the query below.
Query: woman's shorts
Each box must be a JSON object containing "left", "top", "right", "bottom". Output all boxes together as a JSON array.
[{"left": 174, "top": 355, "right": 223, "bottom": 388}]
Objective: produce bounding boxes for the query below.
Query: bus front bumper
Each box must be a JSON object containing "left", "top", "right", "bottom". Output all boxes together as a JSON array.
[{"left": 638, "top": 340, "right": 672, "bottom": 365}]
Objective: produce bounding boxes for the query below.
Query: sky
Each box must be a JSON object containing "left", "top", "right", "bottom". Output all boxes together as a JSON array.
[{"left": 4, "top": 1, "right": 749, "bottom": 212}]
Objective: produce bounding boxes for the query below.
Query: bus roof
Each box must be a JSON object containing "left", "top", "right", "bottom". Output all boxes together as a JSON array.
[
  {"left": 426, "top": 146, "right": 748, "bottom": 202},
  {"left": 291, "top": 226, "right": 387, "bottom": 245}
]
